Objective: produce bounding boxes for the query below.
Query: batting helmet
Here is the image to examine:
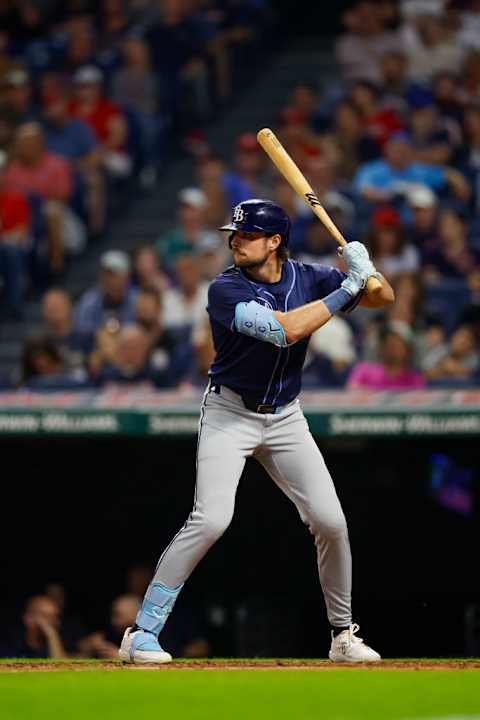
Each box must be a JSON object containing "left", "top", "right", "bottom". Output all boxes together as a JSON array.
[{"left": 219, "top": 199, "right": 291, "bottom": 246}]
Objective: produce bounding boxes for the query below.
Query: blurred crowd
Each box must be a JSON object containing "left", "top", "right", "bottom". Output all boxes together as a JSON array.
[
  {"left": 0, "top": 566, "right": 210, "bottom": 659},
  {"left": 0, "top": 0, "right": 268, "bottom": 319},
  {"left": 2, "top": 0, "right": 480, "bottom": 392}
]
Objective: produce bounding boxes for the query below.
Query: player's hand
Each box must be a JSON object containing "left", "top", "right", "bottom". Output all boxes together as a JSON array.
[{"left": 339, "top": 241, "right": 380, "bottom": 296}]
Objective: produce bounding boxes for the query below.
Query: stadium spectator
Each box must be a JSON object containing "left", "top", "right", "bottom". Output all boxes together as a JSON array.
[
  {"left": 156, "top": 187, "right": 216, "bottom": 267},
  {"left": 135, "top": 287, "right": 192, "bottom": 385},
  {"left": 335, "top": 0, "right": 403, "bottom": 84},
  {"left": 69, "top": 65, "right": 131, "bottom": 179},
  {"left": 4, "top": 122, "right": 75, "bottom": 274},
  {"left": 195, "top": 154, "right": 228, "bottom": 228},
  {"left": 95, "top": 323, "right": 171, "bottom": 387},
  {"left": 144, "top": 0, "right": 210, "bottom": 126},
  {"left": 325, "top": 100, "right": 380, "bottom": 182},
  {"left": 406, "top": 16, "right": 463, "bottom": 84},
  {"left": 21, "top": 335, "right": 89, "bottom": 389},
  {"left": 195, "top": 232, "right": 228, "bottom": 281},
  {"left": 350, "top": 79, "right": 404, "bottom": 149},
  {"left": 78, "top": 594, "right": 141, "bottom": 659},
  {"left": 111, "top": 35, "right": 160, "bottom": 183},
  {"left": 74, "top": 250, "right": 138, "bottom": 337},
  {"left": 41, "top": 86, "right": 106, "bottom": 236},
  {"left": 379, "top": 50, "right": 410, "bottom": 114},
  {"left": 407, "top": 184, "right": 440, "bottom": 255},
  {"left": 132, "top": 245, "right": 170, "bottom": 294},
  {"left": 0, "top": 149, "right": 31, "bottom": 318},
  {"left": 0, "top": 595, "right": 67, "bottom": 659},
  {"left": 221, "top": 132, "right": 272, "bottom": 207},
  {"left": 41, "top": 288, "right": 93, "bottom": 371},
  {"left": 348, "top": 322, "right": 425, "bottom": 390},
  {"left": 303, "top": 316, "right": 357, "bottom": 388},
  {"left": 422, "top": 206, "right": 480, "bottom": 282},
  {"left": 162, "top": 253, "right": 209, "bottom": 338},
  {"left": 425, "top": 324, "right": 479, "bottom": 384},
  {"left": 354, "top": 132, "right": 470, "bottom": 204},
  {"left": 365, "top": 206, "right": 420, "bottom": 281},
  {"left": 3, "top": 68, "right": 36, "bottom": 124},
  {"left": 408, "top": 93, "right": 457, "bottom": 166},
  {"left": 455, "top": 103, "right": 480, "bottom": 213}
]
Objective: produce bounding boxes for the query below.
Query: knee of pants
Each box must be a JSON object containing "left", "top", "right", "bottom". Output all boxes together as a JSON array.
[
  {"left": 308, "top": 511, "right": 348, "bottom": 541},
  {"left": 193, "top": 504, "right": 234, "bottom": 545}
]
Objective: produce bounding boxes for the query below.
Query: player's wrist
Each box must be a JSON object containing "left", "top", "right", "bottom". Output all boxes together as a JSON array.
[{"left": 323, "top": 286, "right": 354, "bottom": 314}]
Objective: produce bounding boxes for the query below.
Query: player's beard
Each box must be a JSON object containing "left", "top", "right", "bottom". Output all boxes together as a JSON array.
[{"left": 234, "top": 250, "right": 271, "bottom": 270}]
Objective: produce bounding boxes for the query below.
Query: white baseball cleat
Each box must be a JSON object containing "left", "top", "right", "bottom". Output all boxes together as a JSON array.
[
  {"left": 119, "top": 626, "right": 173, "bottom": 664},
  {"left": 329, "top": 624, "right": 381, "bottom": 663}
]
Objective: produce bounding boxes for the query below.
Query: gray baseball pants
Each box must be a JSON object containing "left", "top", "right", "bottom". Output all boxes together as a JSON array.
[{"left": 153, "top": 384, "right": 352, "bottom": 627}]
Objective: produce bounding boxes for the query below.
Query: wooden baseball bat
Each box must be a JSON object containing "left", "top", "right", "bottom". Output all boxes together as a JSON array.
[{"left": 257, "top": 127, "right": 382, "bottom": 295}]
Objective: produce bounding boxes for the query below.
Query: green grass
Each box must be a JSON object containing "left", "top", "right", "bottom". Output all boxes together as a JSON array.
[{"left": 1, "top": 668, "right": 480, "bottom": 720}]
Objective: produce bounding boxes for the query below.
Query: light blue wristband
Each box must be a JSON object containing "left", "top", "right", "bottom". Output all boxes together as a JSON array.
[{"left": 322, "top": 287, "right": 353, "bottom": 315}]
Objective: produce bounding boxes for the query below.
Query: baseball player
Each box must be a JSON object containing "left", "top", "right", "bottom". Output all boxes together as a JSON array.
[{"left": 120, "top": 199, "right": 395, "bottom": 664}]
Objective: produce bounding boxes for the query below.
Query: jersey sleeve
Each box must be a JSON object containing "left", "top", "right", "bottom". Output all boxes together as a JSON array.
[{"left": 207, "top": 277, "right": 255, "bottom": 330}]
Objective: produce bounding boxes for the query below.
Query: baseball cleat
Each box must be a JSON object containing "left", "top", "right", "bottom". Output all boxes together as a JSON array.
[
  {"left": 328, "top": 624, "right": 381, "bottom": 663},
  {"left": 118, "top": 626, "right": 172, "bottom": 664}
]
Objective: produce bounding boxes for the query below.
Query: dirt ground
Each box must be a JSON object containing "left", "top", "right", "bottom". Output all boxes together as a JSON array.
[{"left": 1, "top": 660, "right": 480, "bottom": 673}]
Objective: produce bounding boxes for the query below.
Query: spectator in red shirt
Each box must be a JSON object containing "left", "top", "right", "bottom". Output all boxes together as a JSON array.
[
  {"left": 350, "top": 79, "right": 404, "bottom": 150},
  {"left": 0, "top": 148, "right": 31, "bottom": 318},
  {"left": 4, "top": 122, "right": 73, "bottom": 273},
  {"left": 69, "top": 65, "right": 132, "bottom": 178}
]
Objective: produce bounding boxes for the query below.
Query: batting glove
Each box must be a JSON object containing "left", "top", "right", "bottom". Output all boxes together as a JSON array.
[{"left": 339, "top": 241, "right": 381, "bottom": 296}]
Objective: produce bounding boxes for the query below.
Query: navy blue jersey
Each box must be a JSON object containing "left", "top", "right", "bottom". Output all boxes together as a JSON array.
[{"left": 207, "top": 259, "right": 352, "bottom": 405}]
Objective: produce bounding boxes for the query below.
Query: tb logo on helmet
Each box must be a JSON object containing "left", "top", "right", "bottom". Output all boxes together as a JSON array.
[{"left": 233, "top": 205, "right": 245, "bottom": 223}]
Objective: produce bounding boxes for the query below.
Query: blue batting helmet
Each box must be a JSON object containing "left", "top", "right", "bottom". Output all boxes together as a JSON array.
[{"left": 219, "top": 199, "right": 291, "bottom": 246}]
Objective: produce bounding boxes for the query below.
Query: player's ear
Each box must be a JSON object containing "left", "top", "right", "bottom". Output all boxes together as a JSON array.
[{"left": 269, "top": 234, "right": 282, "bottom": 252}]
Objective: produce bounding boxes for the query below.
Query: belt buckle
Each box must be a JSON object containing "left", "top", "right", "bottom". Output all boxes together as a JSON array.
[{"left": 256, "top": 403, "right": 275, "bottom": 414}]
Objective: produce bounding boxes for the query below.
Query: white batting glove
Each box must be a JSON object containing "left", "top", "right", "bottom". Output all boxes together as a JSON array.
[{"left": 339, "top": 241, "right": 380, "bottom": 296}]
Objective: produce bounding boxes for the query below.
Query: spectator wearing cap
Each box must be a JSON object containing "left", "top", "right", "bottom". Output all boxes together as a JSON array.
[
  {"left": 73, "top": 250, "right": 138, "bottom": 338},
  {"left": 41, "top": 86, "right": 106, "bottom": 237},
  {"left": 354, "top": 132, "right": 470, "bottom": 205},
  {"left": 407, "top": 184, "right": 439, "bottom": 255},
  {"left": 0, "top": 149, "right": 31, "bottom": 318},
  {"left": 350, "top": 79, "right": 404, "bottom": 150},
  {"left": 365, "top": 206, "right": 420, "bottom": 282},
  {"left": 221, "top": 133, "right": 272, "bottom": 208},
  {"left": 3, "top": 68, "right": 37, "bottom": 124},
  {"left": 41, "top": 288, "right": 93, "bottom": 372},
  {"left": 347, "top": 322, "right": 425, "bottom": 390},
  {"left": 69, "top": 66, "right": 131, "bottom": 179},
  {"left": 4, "top": 122, "right": 75, "bottom": 274},
  {"left": 335, "top": 1, "right": 403, "bottom": 84},
  {"left": 156, "top": 187, "right": 217, "bottom": 268}
]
